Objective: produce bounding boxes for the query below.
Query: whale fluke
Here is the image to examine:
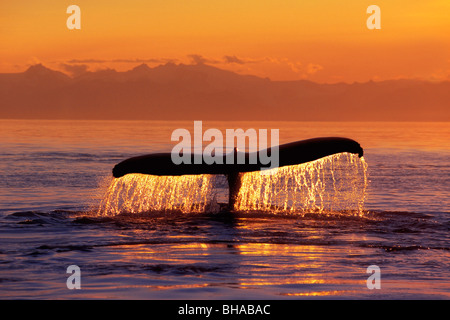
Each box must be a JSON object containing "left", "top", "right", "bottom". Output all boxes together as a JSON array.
[{"left": 112, "top": 137, "right": 364, "bottom": 209}]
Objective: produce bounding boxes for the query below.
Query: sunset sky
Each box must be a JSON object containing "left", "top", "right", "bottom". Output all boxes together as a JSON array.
[{"left": 1, "top": 0, "right": 449, "bottom": 83}]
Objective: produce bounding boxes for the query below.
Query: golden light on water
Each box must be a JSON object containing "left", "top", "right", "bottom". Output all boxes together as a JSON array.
[
  {"left": 105, "top": 241, "right": 368, "bottom": 296},
  {"left": 98, "top": 174, "right": 217, "bottom": 215},
  {"left": 235, "top": 153, "right": 368, "bottom": 215},
  {"left": 281, "top": 290, "right": 356, "bottom": 297},
  {"left": 98, "top": 153, "right": 368, "bottom": 216}
]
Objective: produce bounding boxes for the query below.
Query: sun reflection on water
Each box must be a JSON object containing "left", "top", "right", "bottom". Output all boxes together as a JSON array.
[{"left": 103, "top": 240, "right": 367, "bottom": 296}]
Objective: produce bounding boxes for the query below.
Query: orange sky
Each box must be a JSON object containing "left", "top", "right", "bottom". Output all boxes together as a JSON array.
[{"left": 1, "top": 0, "right": 449, "bottom": 83}]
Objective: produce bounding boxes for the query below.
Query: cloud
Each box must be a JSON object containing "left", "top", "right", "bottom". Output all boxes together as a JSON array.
[
  {"left": 59, "top": 63, "right": 89, "bottom": 76},
  {"left": 306, "top": 63, "right": 323, "bottom": 75},
  {"left": 185, "top": 54, "right": 323, "bottom": 80},
  {"left": 188, "top": 54, "right": 207, "bottom": 65},
  {"left": 223, "top": 55, "right": 265, "bottom": 65},
  {"left": 187, "top": 54, "right": 221, "bottom": 65},
  {"left": 112, "top": 58, "right": 168, "bottom": 63},
  {"left": 66, "top": 58, "right": 179, "bottom": 64},
  {"left": 67, "top": 59, "right": 106, "bottom": 64},
  {"left": 286, "top": 61, "right": 302, "bottom": 73},
  {"left": 56, "top": 55, "right": 324, "bottom": 80},
  {"left": 255, "top": 57, "right": 303, "bottom": 73},
  {"left": 26, "top": 57, "right": 43, "bottom": 67},
  {"left": 223, "top": 55, "right": 246, "bottom": 64}
]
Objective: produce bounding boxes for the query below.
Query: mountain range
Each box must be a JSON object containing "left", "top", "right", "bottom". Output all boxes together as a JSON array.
[{"left": 0, "top": 63, "right": 449, "bottom": 121}]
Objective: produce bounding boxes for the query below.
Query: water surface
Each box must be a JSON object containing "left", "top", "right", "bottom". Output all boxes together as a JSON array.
[{"left": 0, "top": 120, "right": 449, "bottom": 299}]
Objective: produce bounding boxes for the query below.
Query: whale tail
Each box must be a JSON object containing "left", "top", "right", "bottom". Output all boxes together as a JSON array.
[{"left": 112, "top": 137, "right": 364, "bottom": 210}]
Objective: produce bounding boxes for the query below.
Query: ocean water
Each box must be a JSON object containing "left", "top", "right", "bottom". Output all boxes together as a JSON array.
[{"left": 0, "top": 120, "right": 449, "bottom": 299}]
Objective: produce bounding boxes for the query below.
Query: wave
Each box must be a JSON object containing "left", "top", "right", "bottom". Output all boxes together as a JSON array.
[{"left": 361, "top": 243, "right": 450, "bottom": 252}]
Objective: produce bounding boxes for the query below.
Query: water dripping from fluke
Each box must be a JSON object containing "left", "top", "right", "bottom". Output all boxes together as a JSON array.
[{"left": 98, "top": 137, "right": 368, "bottom": 217}]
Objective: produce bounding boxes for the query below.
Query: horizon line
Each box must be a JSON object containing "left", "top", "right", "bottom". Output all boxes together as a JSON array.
[{"left": 4, "top": 62, "right": 449, "bottom": 85}]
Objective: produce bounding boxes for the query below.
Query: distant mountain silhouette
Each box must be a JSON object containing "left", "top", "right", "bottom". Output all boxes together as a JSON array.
[
  {"left": 24, "top": 64, "right": 71, "bottom": 82},
  {"left": 0, "top": 63, "right": 449, "bottom": 120}
]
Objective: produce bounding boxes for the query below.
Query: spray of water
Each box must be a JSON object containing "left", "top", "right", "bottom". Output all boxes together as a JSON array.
[
  {"left": 97, "top": 174, "right": 218, "bottom": 215},
  {"left": 235, "top": 153, "right": 368, "bottom": 215},
  {"left": 97, "top": 153, "right": 368, "bottom": 216}
]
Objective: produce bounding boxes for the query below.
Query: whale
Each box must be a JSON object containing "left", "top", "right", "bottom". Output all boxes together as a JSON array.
[{"left": 112, "top": 137, "right": 364, "bottom": 209}]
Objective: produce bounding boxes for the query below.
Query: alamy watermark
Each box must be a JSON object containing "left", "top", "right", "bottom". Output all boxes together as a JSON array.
[
  {"left": 366, "top": 5, "right": 381, "bottom": 30},
  {"left": 366, "top": 265, "right": 381, "bottom": 289},
  {"left": 66, "top": 5, "right": 381, "bottom": 31},
  {"left": 66, "top": 265, "right": 81, "bottom": 289},
  {"left": 170, "top": 121, "right": 279, "bottom": 172},
  {"left": 66, "top": 5, "right": 81, "bottom": 30}
]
